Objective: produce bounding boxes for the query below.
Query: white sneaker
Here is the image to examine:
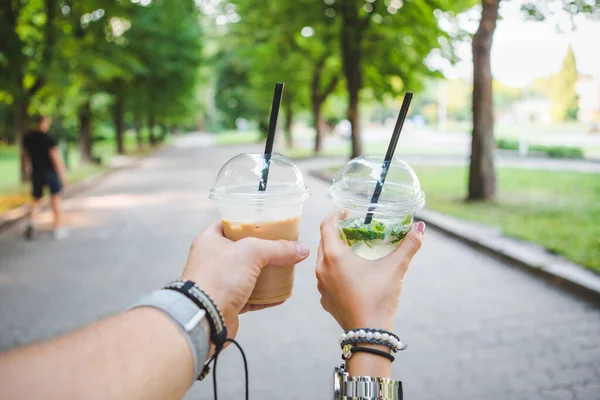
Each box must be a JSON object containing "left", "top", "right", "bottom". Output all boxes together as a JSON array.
[{"left": 52, "top": 228, "right": 70, "bottom": 241}]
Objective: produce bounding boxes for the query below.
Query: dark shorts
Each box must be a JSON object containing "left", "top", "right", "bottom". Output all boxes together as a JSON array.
[{"left": 32, "top": 170, "right": 62, "bottom": 199}]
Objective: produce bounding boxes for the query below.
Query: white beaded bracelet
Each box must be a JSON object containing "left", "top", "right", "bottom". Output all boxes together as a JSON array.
[{"left": 339, "top": 328, "right": 406, "bottom": 352}]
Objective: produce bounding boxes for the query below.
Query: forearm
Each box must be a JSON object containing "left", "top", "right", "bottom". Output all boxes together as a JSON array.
[
  {"left": 49, "top": 150, "right": 67, "bottom": 182},
  {"left": 0, "top": 307, "right": 195, "bottom": 400},
  {"left": 56, "top": 157, "right": 67, "bottom": 182}
]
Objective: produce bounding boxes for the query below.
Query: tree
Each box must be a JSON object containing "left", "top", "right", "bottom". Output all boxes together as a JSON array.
[
  {"left": 550, "top": 45, "right": 579, "bottom": 121},
  {"left": 468, "top": 0, "right": 500, "bottom": 201},
  {"left": 467, "top": 0, "right": 599, "bottom": 201},
  {"left": 125, "top": 0, "right": 203, "bottom": 147},
  {"left": 217, "top": 0, "right": 340, "bottom": 152},
  {"left": 0, "top": 0, "right": 58, "bottom": 180},
  {"left": 331, "top": 0, "right": 472, "bottom": 158}
]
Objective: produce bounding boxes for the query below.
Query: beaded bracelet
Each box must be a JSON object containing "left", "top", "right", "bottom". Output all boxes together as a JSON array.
[{"left": 339, "top": 328, "right": 406, "bottom": 353}]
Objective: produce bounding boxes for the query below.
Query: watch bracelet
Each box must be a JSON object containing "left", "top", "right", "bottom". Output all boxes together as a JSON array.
[
  {"left": 336, "top": 365, "right": 402, "bottom": 400},
  {"left": 164, "top": 280, "right": 228, "bottom": 347},
  {"left": 342, "top": 377, "right": 401, "bottom": 400}
]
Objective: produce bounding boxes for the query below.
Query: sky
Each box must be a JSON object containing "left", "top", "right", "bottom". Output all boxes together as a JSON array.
[{"left": 442, "top": 1, "right": 600, "bottom": 87}]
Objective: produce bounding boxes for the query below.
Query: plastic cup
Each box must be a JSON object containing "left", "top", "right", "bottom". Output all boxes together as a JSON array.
[
  {"left": 210, "top": 153, "right": 310, "bottom": 304},
  {"left": 328, "top": 155, "right": 425, "bottom": 260}
]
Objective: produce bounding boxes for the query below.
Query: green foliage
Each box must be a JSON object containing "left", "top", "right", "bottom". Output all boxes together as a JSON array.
[
  {"left": 210, "top": 0, "right": 342, "bottom": 137},
  {"left": 496, "top": 138, "right": 585, "bottom": 159},
  {"left": 550, "top": 46, "right": 579, "bottom": 121},
  {"left": 0, "top": 0, "right": 204, "bottom": 159}
]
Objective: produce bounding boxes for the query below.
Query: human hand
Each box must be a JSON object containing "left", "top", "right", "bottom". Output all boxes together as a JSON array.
[
  {"left": 181, "top": 221, "right": 310, "bottom": 339},
  {"left": 316, "top": 212, "right": 425, "bottom": 331}
]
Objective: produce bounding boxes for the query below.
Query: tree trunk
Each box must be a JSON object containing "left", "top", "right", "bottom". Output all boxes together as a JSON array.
[
  {"left": 311, "top": 67, "right": 323, "bottom": 154},
  {"left": 283, "top": 95, "right": 294, "bottom": 149},
  {"left": 158, "top": 123, "right": 168, "bottom": 142},
  {"left": 113, "top": 96, "right": 124, "bottom": 155},
  {"left": 347, "top": 90, "right": 361, "bottom": 158},
  {"left": 148, "top": 112, "right": 156, "bottom": 146},
  {"left": 340, "top": 3, "right": 364, "bottom": 158},
  {"left": 14, "top": 99, "right": 29, "bottom": 182},
  {"left": 79, "top": 101, "right": 93, "bottom": 163},
  {"left": 468, "top": 0, "right": 500, "bottom": 201},
  {"left": 312, "top": 101, "right": 323, "bottom": 154},
  {"left": 134, "top": 117, "right": 143, "bottom": 150}
]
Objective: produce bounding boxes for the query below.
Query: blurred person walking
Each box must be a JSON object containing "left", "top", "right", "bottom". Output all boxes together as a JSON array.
[{"left": 22, "top": 115, "right": 69, "bottom": 240}]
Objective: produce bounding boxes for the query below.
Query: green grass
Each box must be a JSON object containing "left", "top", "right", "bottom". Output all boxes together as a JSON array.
[
  {"left": 284, "top": 141, "right": 462, "bottom": 159},
  {"left": 214, "top": 130, "right": 261, "bottom": 146},
  {"left": 326, "top": 165, "right": 600, "bottom": 273},
  {"left": 0, "top": 133, "right": 154, "bottom": 213}
]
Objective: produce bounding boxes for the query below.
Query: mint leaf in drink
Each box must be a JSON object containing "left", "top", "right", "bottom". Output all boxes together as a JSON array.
[
  {"left": 390, "top": 226, "right": 410, "bottom": 243},
  {"left": 339, "top": 217, "right": 412, "bottom": 247},
  {"left": 341, "top": 226, "right": 385, "bottom": 242}
]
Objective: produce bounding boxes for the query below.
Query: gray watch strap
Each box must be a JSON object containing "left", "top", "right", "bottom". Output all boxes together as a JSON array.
[{"left": 130, "top": 289, "right": 210, "bottom": 379}]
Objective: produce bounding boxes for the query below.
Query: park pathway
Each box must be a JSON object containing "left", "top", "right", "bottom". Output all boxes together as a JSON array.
[{"left": 0, "top": 135, "right": 599, "bottom": 400}]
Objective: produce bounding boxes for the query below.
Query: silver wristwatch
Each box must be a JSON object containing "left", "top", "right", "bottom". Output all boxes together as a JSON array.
[{"left": 333, "top": 364, "right": 402, "bottom": 400}]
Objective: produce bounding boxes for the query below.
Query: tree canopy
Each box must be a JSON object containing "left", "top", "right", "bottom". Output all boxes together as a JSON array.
[{"left": 550, "top": 45, "right": 579, "bottom": 121}]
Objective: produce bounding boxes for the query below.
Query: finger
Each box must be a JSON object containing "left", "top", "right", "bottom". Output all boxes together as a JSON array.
[
  {"left": 192, "top": 221, "right": 227, "bottom": 250},
  {"left": 317, "top": 239, "right": 324, "bottom": 265},
  {"left": 206, "top": 220, "right": 224, "bottom": 236},
  {"left": 383, "top": 221, "right": 425, "bottom": 271},
  {"left": 319, "top": 211, "right": 347, "bottom": 254},
  {"left": 247, "top": 238, "right": 310, "bottom": 267},
  {"left": 239, "top": 301, "right": 285, "bottom": 314}
]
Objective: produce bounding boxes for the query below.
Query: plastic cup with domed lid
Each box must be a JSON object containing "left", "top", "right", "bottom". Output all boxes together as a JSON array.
[
  {"left": 209, "top": 152, "right": 310, "bottom": 304},
  {"left": 328, "top": 155, "right": 425, "bottom": 260}
]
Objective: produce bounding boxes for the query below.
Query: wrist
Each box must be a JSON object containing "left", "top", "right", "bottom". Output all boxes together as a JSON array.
[
  {"left": 345, "top": 316, "right": 394, "bottom": 332},
  {"left": 346, "top": 343, "right": 392, "bottom": 378}
]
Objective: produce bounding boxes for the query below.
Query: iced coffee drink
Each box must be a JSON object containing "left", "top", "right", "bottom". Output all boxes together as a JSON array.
[
  {"left": 222, "top": 216, "right": 300, "bottom": 303},
  {"left": 328, "top": 155, "right": 425, "bottom": 260},
  {"left": 210, "top": 153, "right": 309, "bottom": 304}
]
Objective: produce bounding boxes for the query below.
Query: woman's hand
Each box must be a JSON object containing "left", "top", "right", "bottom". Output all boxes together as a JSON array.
[
  {"left": 316, "top": 212, "right": 425, "bottom": 332},
  {"left": 181, "top": 221, "right": 310, "bottom": 339}
]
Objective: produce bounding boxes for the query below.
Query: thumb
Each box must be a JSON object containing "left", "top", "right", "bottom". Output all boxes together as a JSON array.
[
  {"left": 249, "top": 238, "right": 311, "bottom": 267},
  {"left": 384, "top": 221, "right": 425, "bottom": 271}
]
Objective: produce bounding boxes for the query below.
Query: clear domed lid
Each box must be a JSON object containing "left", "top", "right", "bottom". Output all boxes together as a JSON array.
[
  {"left": 328, "top": 155, "right": 425, "bottom": 214},
  {"left": 210, "top": 153, "right": 309, "bottom": 204}
]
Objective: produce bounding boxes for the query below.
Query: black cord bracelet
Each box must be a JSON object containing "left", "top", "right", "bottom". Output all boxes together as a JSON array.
[{"left": 350, "top": 346, "right": 395, "bottom": 362}]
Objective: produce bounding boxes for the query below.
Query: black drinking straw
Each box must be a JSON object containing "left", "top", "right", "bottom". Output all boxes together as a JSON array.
[
  {"left": 258, "top": 82, "right": 285, "bottom": 191},
  {"left": 364, "top": 92, "right": 414, "bottom": 224}
]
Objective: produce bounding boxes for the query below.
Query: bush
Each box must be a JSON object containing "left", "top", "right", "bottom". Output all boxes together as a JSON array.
[
  {"left": 536, "top": 146, "right": 584, "bottom": 159},
  {"left": 496, "top": 138, "right": 519, "bottom": 151},
  {"left": 496, "top": 139, "right": 584, "bottom": 159}
]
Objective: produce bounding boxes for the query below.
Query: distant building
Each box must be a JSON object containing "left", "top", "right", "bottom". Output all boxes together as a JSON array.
[
  {"left": 576, "top": 74, "right": 600, "bottom": 122},
  {"left": 498, "top": 74, "right": 600, "bottom": 124},
  {"left": 497, "top": 97, "right": 552, "bottom": 124}
]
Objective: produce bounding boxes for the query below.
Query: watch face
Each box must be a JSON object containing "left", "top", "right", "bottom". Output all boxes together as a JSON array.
[{"left": 332, "top": 366, "right": 342, "bottom": 400}]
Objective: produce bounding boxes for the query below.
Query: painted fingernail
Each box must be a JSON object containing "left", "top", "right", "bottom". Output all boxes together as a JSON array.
[
  {"left": 296, "top": 242, "right": 310, "bottom": 257},
  {"left": 414, "top": 221, "right": 426, "bottom": 234}
]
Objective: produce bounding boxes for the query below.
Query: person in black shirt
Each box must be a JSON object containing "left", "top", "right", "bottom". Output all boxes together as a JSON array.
[{"left": 22, "top": 116, "right": 69, "bottom": 240}]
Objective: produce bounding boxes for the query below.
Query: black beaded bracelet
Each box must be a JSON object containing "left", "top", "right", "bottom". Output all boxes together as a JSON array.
[
  {"left": 163, "top": 280, "right": 228, "bottom": 380},
  {"left": 348, "top": 346, "right": 395, "bottom": 362}
]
